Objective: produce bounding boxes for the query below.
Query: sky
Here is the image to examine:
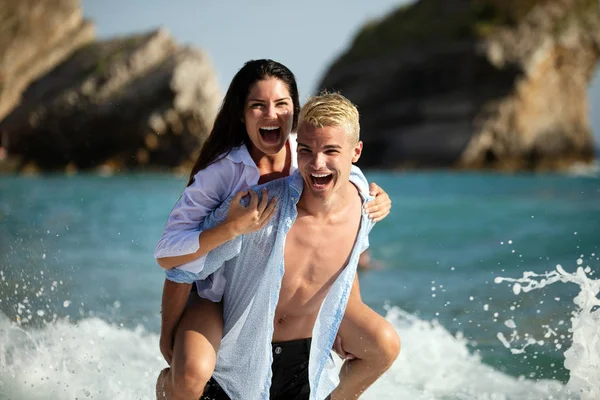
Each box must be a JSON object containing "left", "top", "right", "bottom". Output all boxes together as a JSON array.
[{"left": 81, "top": 0, "right": 599, "bottom": 144}]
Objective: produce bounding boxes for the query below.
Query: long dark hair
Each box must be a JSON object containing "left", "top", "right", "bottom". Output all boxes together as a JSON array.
[{"left": 187, "top": 59, "right": 300, "bottom": 186}]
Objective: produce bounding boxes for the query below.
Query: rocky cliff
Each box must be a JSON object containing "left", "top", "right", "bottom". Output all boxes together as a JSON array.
[
  {"left": 0, "top": 1, "right": 221, "bottom": 173},
  {"left": 0, "top": 0, "right": 95, "bottom": 121},
  {"left": 318, "top": 0, "right": 600, "bottom": 171}
]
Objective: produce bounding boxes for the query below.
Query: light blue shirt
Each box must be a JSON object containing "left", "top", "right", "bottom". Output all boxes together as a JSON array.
[{"left": 166, "top": 168, "right": 374, "bottom": 400}]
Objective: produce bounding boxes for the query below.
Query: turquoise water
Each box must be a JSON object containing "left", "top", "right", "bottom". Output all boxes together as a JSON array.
[{"left": 0, "top": 171, "right": 598, "bottom": 399}]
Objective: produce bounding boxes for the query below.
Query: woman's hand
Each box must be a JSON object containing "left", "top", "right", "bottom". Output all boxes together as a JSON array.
[
  {"left": 364, "top": 182, "right": 391, "bottom": 222},
  {"left": 226, "top": 188, "right": 277, "bottom": 236}
]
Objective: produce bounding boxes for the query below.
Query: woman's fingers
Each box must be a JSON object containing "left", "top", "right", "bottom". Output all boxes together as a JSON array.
[
  {"left": 257, "top": 188, "right": 269, "bottom": 214},
  {"left": 258, "top": 197, "right": 277, "bottom": 227},
  {"left": 248, "top": 189, "right": 259, "bottom": 209}
]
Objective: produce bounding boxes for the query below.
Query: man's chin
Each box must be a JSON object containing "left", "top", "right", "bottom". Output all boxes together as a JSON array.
[{"left": 303, "top": 181, "right": 335, "bottom": 197}]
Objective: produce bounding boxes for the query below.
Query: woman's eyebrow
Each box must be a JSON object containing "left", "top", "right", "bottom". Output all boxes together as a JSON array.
[{"left": 247, "top": 97, "right": 291, "bottom": 103}]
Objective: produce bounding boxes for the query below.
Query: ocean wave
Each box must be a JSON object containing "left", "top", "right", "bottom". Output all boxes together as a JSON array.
[{"left": 0, "top": 308, "right": 573, "bottom": 400}]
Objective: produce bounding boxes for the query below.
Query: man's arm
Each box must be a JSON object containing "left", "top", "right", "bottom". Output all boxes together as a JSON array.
[{"left": 159, "top": 279, "right": 192, "bottom": 365}]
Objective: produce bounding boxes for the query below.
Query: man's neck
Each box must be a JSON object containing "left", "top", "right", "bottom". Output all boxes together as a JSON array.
[{"left": 297, "top": 182, "right": 359, "bottom": 220}]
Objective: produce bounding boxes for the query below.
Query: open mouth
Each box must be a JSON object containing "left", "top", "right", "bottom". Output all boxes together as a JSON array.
[
  {"left": 310, "top": 173, "right": 333, "bottom": 188},
  {"left": 259, "top": 126, "right": 281, "bottom": 144}
]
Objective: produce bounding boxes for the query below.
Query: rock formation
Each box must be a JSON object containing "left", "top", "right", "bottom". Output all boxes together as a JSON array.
[
  {"left": 0, "top": 1, "right": 221, "bottom": 173},
  {"left": 0, "top": 0, "right": 95, "bottom": 121},
  {"left": 318, "top": 0, "right": 600, "bottom": 171}
]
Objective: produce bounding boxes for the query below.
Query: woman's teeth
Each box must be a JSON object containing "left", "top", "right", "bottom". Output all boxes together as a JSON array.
[{"left": 259, "top": 126, "right": 281, "bottom": 143}]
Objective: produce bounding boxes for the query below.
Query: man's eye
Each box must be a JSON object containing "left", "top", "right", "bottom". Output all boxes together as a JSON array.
[{"left": 298, "top": 148, "right": 310, "bottom": 153}]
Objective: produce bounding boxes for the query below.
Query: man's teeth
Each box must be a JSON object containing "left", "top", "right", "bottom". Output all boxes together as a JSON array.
[
  {"left": 261, "top": 126, "right": 280, "bottom": 130},
  {"left": 311, "top": 173, "right": 330, "bottom": 178}
]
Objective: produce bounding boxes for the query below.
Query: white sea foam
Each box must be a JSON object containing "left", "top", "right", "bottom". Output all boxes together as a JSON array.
[
  {"left": 0, "top": 314, "right": 164, "bottom": 400},
  {"left": 0, "top": 306, "right": 573, "bottom": 400},
  {"left": 495, "top": 264, "right": 600, "bottom": 400}
]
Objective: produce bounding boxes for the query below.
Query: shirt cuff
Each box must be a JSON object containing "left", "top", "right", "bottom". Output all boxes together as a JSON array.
[
  {"left": 154, "top": 230, "right": 201, "bottom": 259},
  {"left": 165, "top": 268, "right": 201, "bottom": 284}
]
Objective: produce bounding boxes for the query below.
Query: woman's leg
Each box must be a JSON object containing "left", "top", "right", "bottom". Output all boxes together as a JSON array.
[
  {"left": 156, "top": 297, "right": 224, "bottom": 400},
  {"left": 330, "top": 277, "right": 401, "bottom": 399}
]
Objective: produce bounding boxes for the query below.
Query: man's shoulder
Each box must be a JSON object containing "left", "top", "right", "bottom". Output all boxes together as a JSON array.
[{"left": 252, "top": 172, "right": 301, "bottom": 199}]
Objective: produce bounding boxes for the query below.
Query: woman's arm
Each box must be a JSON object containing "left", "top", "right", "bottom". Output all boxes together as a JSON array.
[
  {"left": 157, "top": 188, "right": 277, "bottom": 269},
  {"left": 154, "top": 161, "right": 237, "bottom": 268}
]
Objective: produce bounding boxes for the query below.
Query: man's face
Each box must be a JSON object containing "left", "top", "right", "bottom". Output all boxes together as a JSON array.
[{"left": 296, "top": 122, "right": 362, "bottom": 199}]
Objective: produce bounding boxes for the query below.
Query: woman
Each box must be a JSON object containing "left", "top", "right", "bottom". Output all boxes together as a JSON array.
[{"left": 155, "top": 59, "right": 399, "bottom": 400}]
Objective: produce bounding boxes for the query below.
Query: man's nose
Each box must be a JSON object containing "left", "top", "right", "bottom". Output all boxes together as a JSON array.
[{"left": 311, "top": 153, "right": 325, "bottom": 168}]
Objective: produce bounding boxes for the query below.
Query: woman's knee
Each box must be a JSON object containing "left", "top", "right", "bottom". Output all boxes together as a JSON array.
[
  {"left": 374, "top": 320, "right": 401, "bottom": 366},
  {"left": 172, "top": 355, "right": 216, "bottom": 395}
]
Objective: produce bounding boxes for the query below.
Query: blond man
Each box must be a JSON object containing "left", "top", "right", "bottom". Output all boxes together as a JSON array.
[{"left": 161, "top": 93, "right": 400, "bottom": 400}]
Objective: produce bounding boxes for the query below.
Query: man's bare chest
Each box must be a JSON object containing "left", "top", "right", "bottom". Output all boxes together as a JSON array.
[{"left": 283, "top": 214, "right": 361, "bottom": 285}]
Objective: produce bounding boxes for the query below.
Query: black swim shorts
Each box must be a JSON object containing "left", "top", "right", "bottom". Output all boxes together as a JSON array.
[{"left": 200, "top": 338, "right": 331, "bottom": 400}]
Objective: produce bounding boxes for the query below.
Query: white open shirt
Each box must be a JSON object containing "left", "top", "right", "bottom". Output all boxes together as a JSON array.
[{"left": 154, "top": 135, "right": 298, "bottom": 301}]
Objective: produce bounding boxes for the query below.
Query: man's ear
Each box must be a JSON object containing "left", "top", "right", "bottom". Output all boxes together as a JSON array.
[{"left": 352, "top": 141, "right": 363, "bottom": 163}]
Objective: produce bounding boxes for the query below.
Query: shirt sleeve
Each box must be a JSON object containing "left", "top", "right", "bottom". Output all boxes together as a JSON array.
[
  {"left": 154, "top": 159, "right": 241, "bottom": 269},
  {"left": 165, "top": 194, "right": 244, "bottom": 283},
  {"left": 349, "top": 165, "right": 370, "bottom": 198},
  {"left": 349, "top": 165, "right": 376, "bottom": 253}
]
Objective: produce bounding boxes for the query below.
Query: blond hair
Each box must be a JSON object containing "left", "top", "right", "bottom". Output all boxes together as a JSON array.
[{"left": 299, "top": 92, "right": 360, "bottom": 144}]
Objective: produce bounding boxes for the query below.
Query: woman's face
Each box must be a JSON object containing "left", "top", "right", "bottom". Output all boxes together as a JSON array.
[{"left": 243, "top": 77, "right": 294, "bottom": 157}]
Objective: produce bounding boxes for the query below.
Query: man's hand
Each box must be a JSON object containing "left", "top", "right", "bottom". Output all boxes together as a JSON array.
[
  {"left": 363, "top": 183, "right": 391, "bottom": 222},
  {"left": 226, "top": 188, "right": 277, "bottom": 236},
  {"left": 333, "top": 335, "right": 357, "bottom": 361},
  {"left": 160, "top": 331, "right": 174, "bottom": 365}
]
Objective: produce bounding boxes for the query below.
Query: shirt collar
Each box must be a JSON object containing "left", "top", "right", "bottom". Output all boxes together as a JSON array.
[
  {"left": 288, "top": 170, "right": 304, "bottom": 202},
  {"left": 225, "top": 144, "right": 257, "bottom": 169}
]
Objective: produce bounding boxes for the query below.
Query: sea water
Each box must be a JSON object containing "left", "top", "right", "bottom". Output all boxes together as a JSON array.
[{"left": 0, "top": 171, "right": 598, "bottom": 399}]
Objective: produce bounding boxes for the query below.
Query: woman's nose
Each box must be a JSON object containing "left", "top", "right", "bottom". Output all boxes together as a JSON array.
[{"left": 265, "top": 103, "right": 277, "bottom": 118}]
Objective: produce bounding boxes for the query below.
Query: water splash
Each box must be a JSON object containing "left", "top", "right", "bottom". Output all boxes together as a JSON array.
[
  {"left": 495, "top": 264, "right": 600, "bottom": 399},
  {"left": 360, "top": 308, "right": 569, "bottom": 400},
  {"left": 0, "top": 314, "right": 163, "bottom": 400},
  {"left": 0, "top": 307, "right": 573, "bottom": 400}
]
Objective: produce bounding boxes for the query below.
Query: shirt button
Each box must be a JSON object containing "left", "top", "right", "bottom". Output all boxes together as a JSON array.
[{"left": 275, "top": 346, "right": 282, "bottom": 355}]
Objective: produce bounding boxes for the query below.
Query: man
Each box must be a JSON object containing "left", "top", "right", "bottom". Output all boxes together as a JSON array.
[{"left": 160, "top": 93, "right": 400, "bottom": 400}]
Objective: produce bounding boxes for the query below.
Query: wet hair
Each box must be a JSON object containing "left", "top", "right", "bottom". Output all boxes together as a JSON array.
[
  {"left": 187, "top": 59, "right": 300, "bottom": 186},
  {"left": 299, "top": 92, "right": 360, "bottom": 144}
]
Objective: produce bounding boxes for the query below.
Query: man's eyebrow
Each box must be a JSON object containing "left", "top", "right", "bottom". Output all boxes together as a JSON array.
[{"left": 296, "top": 142, "right": 342, "bottom": 150}]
